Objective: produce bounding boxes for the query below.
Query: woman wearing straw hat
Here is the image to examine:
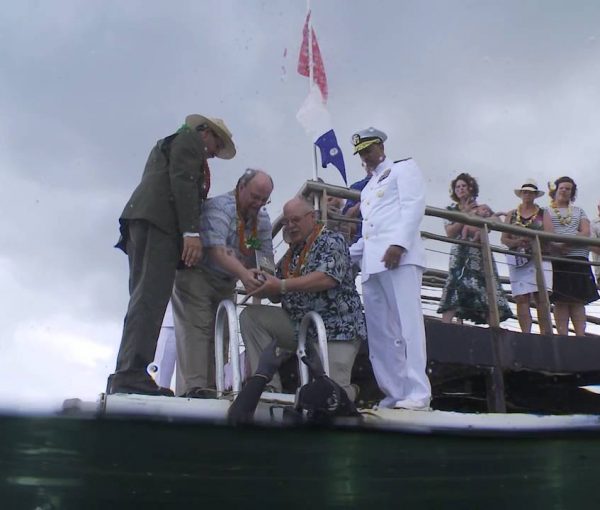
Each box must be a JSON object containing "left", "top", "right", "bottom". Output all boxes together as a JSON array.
[
  {"left": 544, "top": 176, "right": 599, "bottom": 336},
  {"left": 501, "top": 179, "right": 553, "bottom": 334}
]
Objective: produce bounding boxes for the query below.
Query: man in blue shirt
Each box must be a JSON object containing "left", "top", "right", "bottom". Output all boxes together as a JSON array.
[
  {"left": 173, "top": 169, "right": 274, "bottom": 398},
  {"left": 342, "top": 173, "right": 372, "bottom": 243}
]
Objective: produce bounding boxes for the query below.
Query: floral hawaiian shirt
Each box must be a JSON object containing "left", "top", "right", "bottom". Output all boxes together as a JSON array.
[{"left": 276, "top": 228, "right": 366, "bottom": 342}]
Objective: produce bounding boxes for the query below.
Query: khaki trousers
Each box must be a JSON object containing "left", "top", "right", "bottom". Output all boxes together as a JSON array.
[
  {"left": 172, "top": 266, "right": 235, "bottom": 395},
  {"left": 239, "top": 305, "right": 361, "bottom": 401}
]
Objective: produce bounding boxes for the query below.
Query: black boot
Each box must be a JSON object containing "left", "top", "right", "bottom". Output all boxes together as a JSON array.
[{"left": 107, "top": 373, "right": 174, "bottom": 397}]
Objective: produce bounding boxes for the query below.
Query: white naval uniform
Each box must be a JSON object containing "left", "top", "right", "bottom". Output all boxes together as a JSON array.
[{"left": 349, "top": 157, "right": 431, "bottom": 408}]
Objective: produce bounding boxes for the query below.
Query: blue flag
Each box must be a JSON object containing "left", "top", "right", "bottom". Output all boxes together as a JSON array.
[
  {"left": 297, "top": 87, "right": 347, "bottom": 184},
  {"left": 315, "top": 129, "right": 347, "bottom": 184}
]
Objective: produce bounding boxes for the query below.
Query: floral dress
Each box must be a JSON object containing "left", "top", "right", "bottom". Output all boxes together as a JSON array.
[{"left": 437, "top": 203, "right": 513, "bottom": 324}]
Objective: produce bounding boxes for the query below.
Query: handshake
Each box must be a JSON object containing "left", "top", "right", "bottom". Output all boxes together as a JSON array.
[{"left": 240, "top": 269, "right": 279, "bottom": 303}]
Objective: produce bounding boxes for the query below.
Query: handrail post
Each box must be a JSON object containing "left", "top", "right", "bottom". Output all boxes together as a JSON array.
[
  {"left": 480, "top": 224, "right": 506, "bottom": 412},
  {"left": 215, "top": 300, "right": 242, "bottom": 397},
  {"left": 320, "top": 189, "right": 328, "bottom": 224},
  {"left": 480, "top": 224, "right": 501, "bottom": 328},
  {"left": 486, "top": 329, "right": 507, "bottom": 413},
  {"left": 531, "top": 235, "right": 553, "bottom": 336},
  {"left": 297, "top": 311, "right": 330, "bottom": 386}
]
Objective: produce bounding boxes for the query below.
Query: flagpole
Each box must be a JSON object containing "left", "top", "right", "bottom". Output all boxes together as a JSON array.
[{"left": 306, "top": 0, "right": 319, "bottom": 183}]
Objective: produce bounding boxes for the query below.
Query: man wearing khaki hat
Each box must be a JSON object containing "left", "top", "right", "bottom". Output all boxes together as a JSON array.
[
  {"left": 108, "top": 114, "right": 236, "bottom": 396},
  {"left": 349, "top": 127, "right": 431, "bottom": 410}
]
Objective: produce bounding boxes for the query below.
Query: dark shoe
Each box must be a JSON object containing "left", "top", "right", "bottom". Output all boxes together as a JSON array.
[
  {"left": 107, "top": 373, "right": 174, "bottom": 397},
  {"left": 183, "top": 387, "right": 218, "bottom": 399}
]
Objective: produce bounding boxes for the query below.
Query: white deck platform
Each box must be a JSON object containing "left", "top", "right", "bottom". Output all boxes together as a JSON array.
[{"left": 61, "top": 393, "right": 600, "bottom": 434}]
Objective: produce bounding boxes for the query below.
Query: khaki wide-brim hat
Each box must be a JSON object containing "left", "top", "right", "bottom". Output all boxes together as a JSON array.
[
  {"left": 514, "top": 179, "right": 544, "bottom": 198},
  {"left": 185, "top": 114, "right": 236, "bottom": 160}
]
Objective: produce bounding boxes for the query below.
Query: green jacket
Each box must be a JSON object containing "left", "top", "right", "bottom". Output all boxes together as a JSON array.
[{"left": 119, "top": 127, "right": 207, "bottom": 236}]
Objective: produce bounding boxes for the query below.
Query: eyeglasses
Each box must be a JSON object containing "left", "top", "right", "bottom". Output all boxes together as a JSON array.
[{"left": 281, "top": 211, "right": 313, "bottom": 226}]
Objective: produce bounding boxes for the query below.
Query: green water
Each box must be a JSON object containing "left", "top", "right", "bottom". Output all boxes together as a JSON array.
[{"left": 2, "top": 414, "right": 600, "bottom": 509}]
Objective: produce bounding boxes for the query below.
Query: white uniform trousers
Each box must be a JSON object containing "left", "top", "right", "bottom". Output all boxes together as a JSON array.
[{"left": 362, "top": 265, "right": 431, "bottom": 407}]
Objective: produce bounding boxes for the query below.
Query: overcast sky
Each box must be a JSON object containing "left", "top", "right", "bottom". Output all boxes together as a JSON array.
[{"left": 2, "top": 0, "right": 600, "bottom": 411}]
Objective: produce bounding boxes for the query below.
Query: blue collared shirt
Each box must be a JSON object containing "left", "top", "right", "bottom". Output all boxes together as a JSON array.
[
  {"left": 342, "top": 174, "right": 372, "bottom": 243},
  {"left": 200, "top": 191, "right": 274, "bottom": 277}
]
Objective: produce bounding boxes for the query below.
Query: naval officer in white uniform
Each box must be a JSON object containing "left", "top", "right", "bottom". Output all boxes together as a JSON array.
[{"left": 348, "top": 127, "right": 431, "bottom": 410}]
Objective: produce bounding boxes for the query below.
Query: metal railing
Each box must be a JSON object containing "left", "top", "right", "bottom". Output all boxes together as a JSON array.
[
  {"left": 286, "top": 179, "right": 600, "bottom": 336},
  {"left": 214, "top": 299, "right": 331, "bottom": 399},
  {"left": 297, "top": 311, "right": 330, "bottom": 385},
  {"left": 215, "top": 300, "right": 242, "bottom": 397}
]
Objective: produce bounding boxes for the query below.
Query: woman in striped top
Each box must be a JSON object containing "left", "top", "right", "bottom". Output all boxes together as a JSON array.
[{"left": 544, "top": 176, "right": 599, "bottom": 336}]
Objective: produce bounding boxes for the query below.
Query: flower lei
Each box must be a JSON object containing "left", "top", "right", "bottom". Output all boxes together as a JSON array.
[
  {"left": 550, "top": 201, "right": 573, "bottom": 226},
  {"left": 515, "top": 204, "right": 539, "bottom": 228},
  {"left": 235, "top": 189, "right": 259, "bottom": 256},
  {"left": 281, "top": 224, "right": 324, "bottom": 278}
]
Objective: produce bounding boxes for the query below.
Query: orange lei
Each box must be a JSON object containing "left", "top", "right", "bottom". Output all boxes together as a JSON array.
[
  {"left": 281, "top": 224, "right": 324, "bottom": 278},
  {"left": 235, "top": 190, "right": 258, "bottom": 257}
]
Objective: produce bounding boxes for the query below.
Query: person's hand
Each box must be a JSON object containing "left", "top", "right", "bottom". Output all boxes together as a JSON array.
[
  {"left": 182, "top": 236, "right": 202, "bottom": 267},
  {"left": 381, "top": 245, "right": 406, "bottom": 270},
  {"left": 248, "top": 272, "right": 281, "bottom": 298},
  {"left": 510, "top": 236, "right": 527, "bottom": 250},
  {"left": 345, "top": 202, "right": 361, "bottom": 218},
  {"left": 518, "top": 237, "right": 531, "bottom": 249},
  {"left": 240, "top": 269, "right": 264, "bottom": 293},
  {"left": 551, "top": 242, "right": 568, "bottom": 255},
  {"left": 464, "top": 197, "right": 477, "bottom": 213},
  {"left": 300, "top": 340, "right": 326, "bottom": 378},
  {"left": 256, "top": 339, "right": 292, "bottom": 380}
]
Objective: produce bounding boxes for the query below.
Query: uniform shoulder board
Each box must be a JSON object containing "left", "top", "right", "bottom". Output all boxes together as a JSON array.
[{"left": 393, "top": 157, "right": 412, "bottom": 163}]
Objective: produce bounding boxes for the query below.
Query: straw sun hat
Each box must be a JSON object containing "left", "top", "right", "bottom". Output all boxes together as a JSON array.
[
  {"left": 514, "top": 179, "right": 544, "bottom": 198},
  {"left": 185, "top": 114, "right": 236, "bottom": 160}
]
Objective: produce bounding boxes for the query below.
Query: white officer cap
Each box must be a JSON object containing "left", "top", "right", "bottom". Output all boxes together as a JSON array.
[{"left": 351, "top": 127, "right": 387, "bottom": 155}]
